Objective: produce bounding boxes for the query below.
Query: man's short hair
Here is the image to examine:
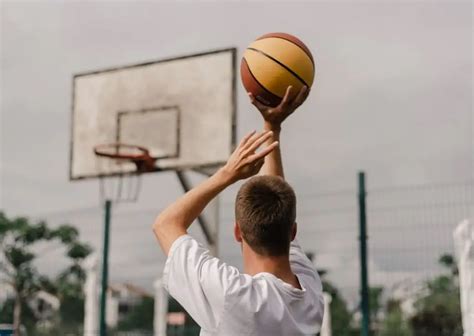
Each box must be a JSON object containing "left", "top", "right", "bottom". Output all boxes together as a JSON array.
[{"left": 235, "top": 175, "right": 296, "bottom": 256}]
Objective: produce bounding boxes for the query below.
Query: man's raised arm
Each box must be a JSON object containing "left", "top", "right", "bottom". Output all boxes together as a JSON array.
[
  {"left": 248, "top": 86, "right": 310, "bottom": 179},
  {"left": 250, "top": 86, "right": 318, "bottom": 278},
  {"left": 153, "top": 130, "right": 278, "bottom": 255}
]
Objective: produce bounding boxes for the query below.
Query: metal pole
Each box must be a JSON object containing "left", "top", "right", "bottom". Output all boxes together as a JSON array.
[
  {"left": 100, "top": 199, "right": 112, "bottom": 336},
  {"left": 358, "top": 172, "right": 370, "bottom": 336}
]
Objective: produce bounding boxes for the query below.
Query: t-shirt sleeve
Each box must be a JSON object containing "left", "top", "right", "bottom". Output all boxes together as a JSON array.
[
  {"left": 162, "top": 235, "right": 240, "bottom": 331},
  {"left": 289, "top": 239, "right": 320, "bottom": 282}
]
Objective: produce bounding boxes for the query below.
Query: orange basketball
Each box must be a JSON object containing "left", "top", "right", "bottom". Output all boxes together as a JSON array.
[{"left": 241, "top": 32, "right": 315, "bottom": 107}]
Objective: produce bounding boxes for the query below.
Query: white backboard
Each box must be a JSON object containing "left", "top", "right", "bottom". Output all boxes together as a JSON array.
[{"left": 70, "top": 48, "right": 236, "bottom": 180}]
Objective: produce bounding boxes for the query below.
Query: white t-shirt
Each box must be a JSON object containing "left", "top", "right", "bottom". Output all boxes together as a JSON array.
[{"left": 163, "top": 235, "right": 324, "bottom": 336}]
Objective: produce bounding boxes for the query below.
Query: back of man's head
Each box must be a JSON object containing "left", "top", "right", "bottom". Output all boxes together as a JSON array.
[{"left": 235, "top": 175, "right": 296, "bottom": 256}]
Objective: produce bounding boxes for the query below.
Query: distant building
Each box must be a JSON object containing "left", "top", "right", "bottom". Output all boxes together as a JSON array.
[{"left": 106, "top": 283, "right": 152, "bottom": 328}]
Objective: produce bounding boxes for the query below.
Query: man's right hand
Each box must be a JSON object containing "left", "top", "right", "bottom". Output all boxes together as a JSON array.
[
  {"left": 248, "top": 86, "right": 310, "bottom": 130},
  {"left": 247, "top": 86, "right": 309, "bottom": 178}
]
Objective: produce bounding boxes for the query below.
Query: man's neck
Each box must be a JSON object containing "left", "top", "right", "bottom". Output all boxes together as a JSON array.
[{"left": 242, "top": 245, "right": 301, "bottom": 289}]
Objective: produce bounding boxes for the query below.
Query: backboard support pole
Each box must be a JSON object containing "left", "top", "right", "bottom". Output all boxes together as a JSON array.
[
  {"left": 175, "top": 171, "right": 215, "bottom": 247},
  {"left": 100, "top": 199, "right": 112, "bottom": 336},
  {"left": 358, "top": 172, "right": 370, "bottom": 336}
]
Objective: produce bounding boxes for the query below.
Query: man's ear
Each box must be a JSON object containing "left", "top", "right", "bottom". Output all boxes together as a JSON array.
[
  {"left": 234, "top": 222, "right": 243, "bottom": 243},
  {"left": 291, "top": 222, "right": 297, "bottom": 241}
]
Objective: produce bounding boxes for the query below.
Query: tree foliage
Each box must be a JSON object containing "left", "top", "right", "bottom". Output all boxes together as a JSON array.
[
  {"left": 409, "top": 255, "right": 463, "bottom": 336},
  {"left": 379, "top": 300, "right": 413, "bottom": 336},
  {"left": 0, "top": 212, "right": 92, "bottom": 334},
  {"left": 369, "top": 286, "right": 384, "bottom": 324},
  {"left": 116, "top": 296, "right": 155, "bottom": 332},
  {"left": 321, "top": 279, "right": 356, "bottom": 336}
]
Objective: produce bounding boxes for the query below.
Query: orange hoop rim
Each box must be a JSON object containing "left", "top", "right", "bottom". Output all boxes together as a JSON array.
[
  {"left": 93, "top": 143, "right": 156, "bottom": 172},
  {"left": 93, "top": 143, "right": 151, "bottom": 160}
]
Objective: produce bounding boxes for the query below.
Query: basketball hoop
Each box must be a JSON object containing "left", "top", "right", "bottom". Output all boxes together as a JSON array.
[
  {"left": 94, "top": 143, "right": 157, "bottom": 172},
  {"left": 93, "top": 143, "right": 157, "bottom": 202}
]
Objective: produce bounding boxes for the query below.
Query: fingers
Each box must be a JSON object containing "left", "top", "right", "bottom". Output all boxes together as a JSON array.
[
  {"left": 248, "top": 140, "right": 279, "bottom": 161},
  {"left": 279, "top": 86, "right": 293, "bottom": 108},
  {"left": 241, "top": 129, "right": 267, "bottom": 151},
  {"left": 291, "top": 86, "right": 309, "bottom": 108},
  {"left": 241, "top": 131, "right": 274, "bottom": 156},
  {"left": 248, "top": 93, "right": 268, "bottom": 111},
  {"left": 238, "top": 130, "right": 256, "bottom": 148}
]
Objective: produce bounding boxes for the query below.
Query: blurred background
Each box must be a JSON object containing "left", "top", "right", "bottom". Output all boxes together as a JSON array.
[{"left": 1, "top": 1, "right": 472, "bottom": 335}]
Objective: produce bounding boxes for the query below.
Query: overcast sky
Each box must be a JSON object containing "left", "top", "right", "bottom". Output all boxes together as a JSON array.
[{"left": 1, "top": 0, "right": 472, "bottom": 303}]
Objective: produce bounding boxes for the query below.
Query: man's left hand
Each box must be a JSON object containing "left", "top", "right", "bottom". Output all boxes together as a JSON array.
[{"left": 221, "top": 130, "right": 278, "bottom": 183}]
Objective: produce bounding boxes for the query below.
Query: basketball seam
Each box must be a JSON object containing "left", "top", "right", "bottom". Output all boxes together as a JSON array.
[
  {"left": 256, "top": 35, "right": 314, "bottom": 66},
  {"left": 242, "top": 57, "right": 283, "bottom": 100},
  {"left": 247, "top": 47, "right": 309, "bottom": 88}
]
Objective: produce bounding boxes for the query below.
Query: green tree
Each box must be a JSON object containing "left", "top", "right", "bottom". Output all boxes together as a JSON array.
[
  {"left": 0, "top": 297, "right": 37, "bottom": 332},
  {"left": 322, "top": 280, "right": 356, "bottom": 336},
  {"left": 379, "top": 300, "right": 413, "bottom": 336},
  {"left": 117, "top": 296, "right": 155, "bottom": 332},
  {"left": 409, "top": 254, "right": 463, "bottom": 336},
  {"left": 0, "top": 212, "right": 91, "bottom": 335},
  {"left": 438, "top": 253, "right": 458, "bottom": 276},
  {"left": 369, "top": 286, "right": 384, "bottom": 326}
]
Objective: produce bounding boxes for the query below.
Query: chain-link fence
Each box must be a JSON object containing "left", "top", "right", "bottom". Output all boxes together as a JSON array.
[{"left": 1, "top": 179, "right": 472, "bottom": 335}]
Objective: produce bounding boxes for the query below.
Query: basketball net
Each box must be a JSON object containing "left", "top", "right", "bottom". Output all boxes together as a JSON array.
[
  {"left": 95, "top": 155, "right": 143, "bottom": 203},
  {"left": 93, "top": 144, "right": 155, "bottom": 203}
]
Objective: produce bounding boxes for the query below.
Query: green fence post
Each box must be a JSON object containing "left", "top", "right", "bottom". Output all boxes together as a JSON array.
[
  {"left": 358, "top": 172, "right": 370, "bottom": 336},
  {"left": 100, "top": 199, "right": 112, "bottom": 336}
]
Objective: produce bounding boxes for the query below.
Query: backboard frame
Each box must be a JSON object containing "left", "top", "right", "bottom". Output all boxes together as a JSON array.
[{"left": 69, "top": 47, "right": 237, "bottom": 181}]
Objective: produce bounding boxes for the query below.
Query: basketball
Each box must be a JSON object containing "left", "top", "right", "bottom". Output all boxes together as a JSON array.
[{"left": 241, "top": 32, "right": 315, "bottom": 107}]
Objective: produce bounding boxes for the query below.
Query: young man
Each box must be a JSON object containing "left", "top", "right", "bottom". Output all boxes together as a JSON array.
[{"left": 153, "top": 86, "right": 324, "bottom": 335}]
